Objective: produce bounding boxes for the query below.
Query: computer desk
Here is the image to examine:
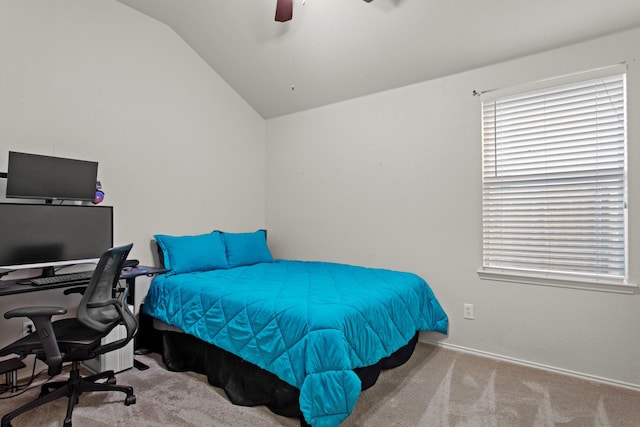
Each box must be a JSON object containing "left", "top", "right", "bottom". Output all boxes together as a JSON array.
[
  {"left": 0, "top": 277, "right": 91, "bottom": 296},
  {"left": 119, "top": 267, "right": 168, "bottom": 370},
  {"left": 0, "top": 266, "right": 166, "bottom": 297},
  {"left": 0, "top": 266, "right": 168, "bottom": 370}
]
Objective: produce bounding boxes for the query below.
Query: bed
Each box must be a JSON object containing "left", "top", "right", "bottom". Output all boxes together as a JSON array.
[{"left": 141, "top": 230, "right": 448, "bottom": 427}]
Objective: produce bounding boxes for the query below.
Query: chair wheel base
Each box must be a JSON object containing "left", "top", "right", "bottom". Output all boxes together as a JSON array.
[{"left": 125, "top": 394, "right": 136, "bottom": 406}]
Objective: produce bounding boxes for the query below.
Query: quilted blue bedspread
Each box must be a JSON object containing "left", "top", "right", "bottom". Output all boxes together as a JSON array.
[{"left": 142, "top": 260, "right": 448, "bottom": 426}]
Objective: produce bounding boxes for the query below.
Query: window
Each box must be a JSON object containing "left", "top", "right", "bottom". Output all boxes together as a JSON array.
[{"left": 479, "top": 67, "right": 630, "bottom": 290}]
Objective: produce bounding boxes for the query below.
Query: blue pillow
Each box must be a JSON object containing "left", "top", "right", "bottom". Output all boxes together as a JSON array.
[
  {"left": 154, "top": 231, "right": 228, "bottom": 274},
  {"left": 221, "top": 230, "right": 273, "bottom": 267}
]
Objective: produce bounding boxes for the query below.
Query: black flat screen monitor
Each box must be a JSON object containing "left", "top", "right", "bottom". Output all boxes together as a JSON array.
[
  {"left": 6, "top": 151, "right": 98, "bottom": 202},
  {"left": 0, "top": 203, "right": 113, "bottom": 274}
]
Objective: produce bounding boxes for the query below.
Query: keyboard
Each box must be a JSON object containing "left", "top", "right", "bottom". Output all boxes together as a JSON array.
[{"left": 30, "top": 271, "right": 94, "bottom": 286}]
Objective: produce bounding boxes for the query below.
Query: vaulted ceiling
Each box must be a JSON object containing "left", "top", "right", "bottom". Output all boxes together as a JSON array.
[{"left": 115, "top": 0, "right": 640, "bottom": 119}]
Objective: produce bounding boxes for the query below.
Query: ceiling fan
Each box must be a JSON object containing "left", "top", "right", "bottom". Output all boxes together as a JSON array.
[{"left": 275, "top": 0, "right": 373, "bottom": 22}]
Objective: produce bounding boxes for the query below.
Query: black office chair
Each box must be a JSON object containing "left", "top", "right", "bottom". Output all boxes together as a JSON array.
[{"left": 0, "top": 244, "right": 137, "bottom": 427}]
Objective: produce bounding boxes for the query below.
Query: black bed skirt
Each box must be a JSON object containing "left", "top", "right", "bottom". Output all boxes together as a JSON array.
[{"left": 159, "top": 329, "right": 419, "bottom": 425}]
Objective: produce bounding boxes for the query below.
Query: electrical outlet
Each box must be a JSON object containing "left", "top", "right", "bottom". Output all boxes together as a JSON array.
[
  {"left": 22, "top": 321, "right": 34, "bottom": 337},
  {"left": 463, "top": 303, "right": 474, "bottom": 320}
]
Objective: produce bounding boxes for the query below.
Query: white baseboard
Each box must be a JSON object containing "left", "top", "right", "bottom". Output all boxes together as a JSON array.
[{"left": 421, "top": 338, "right": 640, "bottom": 392}]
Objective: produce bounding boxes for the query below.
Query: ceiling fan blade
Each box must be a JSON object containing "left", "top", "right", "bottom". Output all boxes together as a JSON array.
[{"left": 275, "top": 0, "right": 293, "bottom": 22}]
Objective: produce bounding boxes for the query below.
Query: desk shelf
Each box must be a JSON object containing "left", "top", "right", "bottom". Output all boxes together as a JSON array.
[{"left": 0, "top": 357, "right": 26, "bottom": 392}]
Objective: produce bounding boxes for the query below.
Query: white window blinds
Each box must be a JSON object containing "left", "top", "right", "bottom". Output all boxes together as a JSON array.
[{"left": 481, "top": 70, "right": 627, "bottom": 283}]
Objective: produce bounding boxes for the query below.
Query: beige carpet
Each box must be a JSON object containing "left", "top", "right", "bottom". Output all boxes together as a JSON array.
[{"left": 1, "top": 343, "right": 639, "bottom": 426}]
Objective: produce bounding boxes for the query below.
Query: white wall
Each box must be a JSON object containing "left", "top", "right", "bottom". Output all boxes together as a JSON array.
[
  {"left": 0, "top": 0, "right": 266, "bottom": 350},
  {"left": 266, "top": 28, "right": 640, "bottom": 388}
]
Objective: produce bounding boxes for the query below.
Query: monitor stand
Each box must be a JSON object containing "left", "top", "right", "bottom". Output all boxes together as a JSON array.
[{"left": 40, "top": 266, "right": 56, "bottom": 278}]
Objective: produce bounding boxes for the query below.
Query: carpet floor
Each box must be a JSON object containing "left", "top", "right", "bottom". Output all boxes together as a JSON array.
[{"left": 1, "top": 343, "right": 638, "bottom": 426}]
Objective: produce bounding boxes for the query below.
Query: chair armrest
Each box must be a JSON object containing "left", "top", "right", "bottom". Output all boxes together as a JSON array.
[
  {"left": 4, "top": 306, "right": 67, "bottom": 319},
  {"left": 4, "top": 306, "right": 67, "bottom": 376}
]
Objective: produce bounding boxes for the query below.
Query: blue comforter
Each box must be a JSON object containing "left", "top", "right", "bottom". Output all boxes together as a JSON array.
[{"left": 142, "top": 260, "right": 448, "bottom": 426}]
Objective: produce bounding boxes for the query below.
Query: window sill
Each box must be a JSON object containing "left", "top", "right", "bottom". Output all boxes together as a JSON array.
[{"left": 477, "top": 269, "right": 638, "bottom": 294}]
